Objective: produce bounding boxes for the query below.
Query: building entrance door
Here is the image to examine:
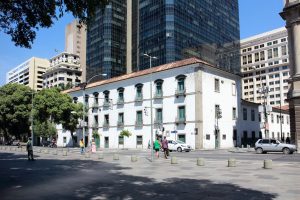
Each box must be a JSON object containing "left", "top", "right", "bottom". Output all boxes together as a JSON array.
[{"left": 104, "top": 137, "right": 109, "bottom": 148}]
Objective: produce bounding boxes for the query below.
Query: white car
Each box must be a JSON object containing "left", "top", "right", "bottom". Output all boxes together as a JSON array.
[{"left": 168, "top": 140, "right": 191, "bottom": 152}]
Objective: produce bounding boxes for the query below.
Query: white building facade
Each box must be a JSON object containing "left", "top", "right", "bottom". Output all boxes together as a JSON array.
[
  {"left": 58, "top": 58, "right": 241, "bottom": 149},
  {"left": 6, "top": 57, "right": 49, "bottom": 91},
  {"left": 43, "top": 52, "right": 82, "bottom": 89},
  {"left": 241, "top": 27, "right": 290, "bottom": 106},
  {"left": 238, "top": 100, "right": 290, "bottom": 147}
]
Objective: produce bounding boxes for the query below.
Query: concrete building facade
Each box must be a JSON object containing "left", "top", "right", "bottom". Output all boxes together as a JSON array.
[
  {"left": 65, "top": 20, "right": 87, "bottom": 82},
  {"left": 6, "top": 57, "right": 49, "bottom": 91},
  {"left": 58, "top": 58, "right": 241, "bottom": 149},
  {"left": 43, "top": 52, "right": 81, "bottom": 89},
  {"left": 280, "top": 0, "right": 300, "bottom": 150},
  {"left": 238, "top": 100, "right": 290, "bottom": 147},
  {"left": 240, "top": 27, "right": 290, "bottom": 107}
]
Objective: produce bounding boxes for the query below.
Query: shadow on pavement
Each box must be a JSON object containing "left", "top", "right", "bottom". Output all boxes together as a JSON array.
[{"left": 0, "top": 152, "right": 277, "bottom": 200}]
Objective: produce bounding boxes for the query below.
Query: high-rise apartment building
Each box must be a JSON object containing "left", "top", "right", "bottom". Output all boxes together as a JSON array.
[
  {"left": 6, "top": 57, "right": 49, "bottom": 91},
  {"left": 86, "top": 0, "right": 240, "bottom": 82},
  {"left": 42, "top": 52, "right": 81, "bottom": 89},
  {"left": 65, "top": 20, "right": 87, "bottom": 81},
  {"left": 240, "top": 27, "right": 289, "bottom": 107}
]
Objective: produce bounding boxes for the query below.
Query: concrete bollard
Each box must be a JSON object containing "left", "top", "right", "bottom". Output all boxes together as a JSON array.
[
  {"left": 22, "top": 147, "right": 27, "bottom": 152},
  {"left": 44, "top": 149, "right": 49, "bottom": 154},
  {"left": 63, "top": 151, "right": 67, "bottom": 156},
  {"left": 131, "top": 155, "right": 138, "bottom": 162},
  {"left": 37, "top": 149, "right": 41, "bottom": 153},
  {"left": 171, "top": 156, "right": 178, "bottom": 164},
  {"left": 264, "top": 159, "right": 272, "bottom": 169},
  {"left": 98, "top": 154, "right": 104, "bottom": 160},
  {"left": 52, "top": 150, "right": 58, "bottom": 155},
  {"left": 228, "top": 158, "right": 236, "bottom": 167},
  {"left": 85, "top": 153, "right": 90, "bottom": 158},
  {"left": 197, "top": 158, "right": 205, "bottom": 166},
  {"left": 241, "top": 145, "right": 244, "bottom": 149},
  {"left": 113, "top": 154, "right": 119, "bottom": 160}
]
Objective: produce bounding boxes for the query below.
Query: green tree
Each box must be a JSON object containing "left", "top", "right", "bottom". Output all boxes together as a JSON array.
[
  {"left": 33, "top": 120, "right": 57, "bottom": 138},
  {"left": 0, "top": 0, "right": 109, "bottom": 48},
  {"left": 33, "top": 88, "right": 83, "bottom": 145},
  {"left": 119, "top": 130, "right": 132, "bottom": 149},
  {"left": 0, "top": 83, "right": 33, "bottom": 141}
]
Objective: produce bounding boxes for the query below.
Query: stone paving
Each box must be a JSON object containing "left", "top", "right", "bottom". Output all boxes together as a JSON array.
[{"left": 0, "top": 146, "right": 300, "bottom": 200}]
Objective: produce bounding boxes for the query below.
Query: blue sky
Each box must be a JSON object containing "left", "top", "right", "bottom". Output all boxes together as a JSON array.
[{"left": 0, "top": 0, "right": 285, "bottom": 86}]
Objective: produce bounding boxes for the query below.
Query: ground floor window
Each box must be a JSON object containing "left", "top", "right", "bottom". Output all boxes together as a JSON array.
[
  {"left": 119, "top": 136, "right": 124, "bottom": 145},
  {"left": 178, "top": 134, "right": 186, "bottom": 143},
  {"left": 63, "top": 137, "right": 66, "bottom": 143},
  {"left": 136, "top": 135, "right": 143, "bottom": 145},
  {"left": 73, "top": 136, "right": 77, "bottom": 144},
  {"left": 222, "top": 134, "right": 226, "bottom": 140},
  {"left": 206, "top": 134, "right": 210, "bottom": 140}
]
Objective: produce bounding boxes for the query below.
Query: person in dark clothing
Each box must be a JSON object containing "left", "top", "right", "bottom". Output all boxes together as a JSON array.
[
  {"left": 26, "top": 137, "right": 34, "bottom": 161},
  {"left": 162, "top": 136, "right": 169, "bottom": 159},
  {"left": 286, "top": 137, "right": 290, "bottom": 144}
]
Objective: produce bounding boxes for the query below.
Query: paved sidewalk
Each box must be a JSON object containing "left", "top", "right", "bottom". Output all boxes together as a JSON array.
[{"left": 0, "top": 146, "right": 300, "bottom": 200}]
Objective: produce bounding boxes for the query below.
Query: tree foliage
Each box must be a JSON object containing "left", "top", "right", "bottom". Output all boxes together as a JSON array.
[
  {"left": 119, "top": 130, "right": 132, "bottom": 138},
  {"left": 0, "top": 83, "right": 33, "bottom": 140},
  {"left": 0, "top": 0, "right": 109, "bottom": 48},
  {"left": 33, "top": 88, "right": 83, "bottom": 137},
  {"left": 33, "top": 120, "right": 57, "bottom": 138}
]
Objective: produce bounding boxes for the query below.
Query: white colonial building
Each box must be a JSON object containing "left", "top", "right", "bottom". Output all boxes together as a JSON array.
[
  {"left": 58, "top": 58, "right": 241, "bottom": 149},
  {"left": 238, "top": 100, "right": 290, "bottom": 147}
]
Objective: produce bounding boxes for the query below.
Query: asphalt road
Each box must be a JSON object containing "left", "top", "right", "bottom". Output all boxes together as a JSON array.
[{"left": 1, "top": 148, "right": 300, "bottom": 200}]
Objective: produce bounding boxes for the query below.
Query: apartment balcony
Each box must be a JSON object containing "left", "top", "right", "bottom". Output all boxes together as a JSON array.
[
  {"left": 92, "top": 102, "right": 99, "bottom": 108},
  {"left": 135, "top": 120, "right": 143, "bottom": 127},
  {"left": 175, "top": 117, "right": 186, "bottom": 125},
  {"left": 135, "top": 95, "right": 143, "bottom": 102},
  {"left": 117, "top": 121, "right": 124, "bottom": 128},
  {"left": 175, "top": 89, "right": 186, "bottom": 97},
  {"left": 153, "top": 92, "right": 163, "bottom": 99},
  {"left": 117, "top": 98, "right": 124, "bottom": 105},
  {"left": 154, "top": 119, "right": 163, "bottom": 125},
  {"left": 103, "top": 121, "right": 109, "bottom": 128},
  {"left": 103, "top": 101, "right": 110, "bottom": 108},
  {"left": 92, "top": 122, "right": 99, "bottom": 128}
]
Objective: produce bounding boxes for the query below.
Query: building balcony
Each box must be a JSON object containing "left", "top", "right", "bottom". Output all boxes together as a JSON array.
[
  {"left": 153, "top": 92, "right": 163, "bottom": 99},
  {"left": 117, "top": 98, "right": 124, "bottom": 105},
  {"left": 135, "top": 95, "right": 143, "bottom": 102},
  {"left": 92, "top": 102, "right": 99, "bottom": 108},
  {"left": 103, "top": 101, "right": 110, "bottom": 108},
  {"left": 175, "top": 117, "right": 186, "bottom": 125},
  {"left": 175, "top": 89, "right": 186, "bottom": 97},
  {"left": 117, "top": 121, "right": 124, "bottom": 128},
  {"left": 92, "top": 122, "right": 99, "bottom": 128},
  {"left": 103, "top": 121, "right": 109, "bottom": 128},
  {"left": 135, "top": 120, "right": 143, "bottom": 127}
]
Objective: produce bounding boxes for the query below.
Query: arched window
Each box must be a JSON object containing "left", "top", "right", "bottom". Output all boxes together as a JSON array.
[
  {"left": 117, "top": 87, "right": 125, "bottom": 104},
  {"left": 154, "top": 79, "right": 164, "bottom": 98},
  {"left": 135, "top": 83, "right": 143, "bottom": 101},
  {"left": 103, "top": 90, "right": 110, "bottom": 107},
  {"left": 175, "top": 75, "right": 186, "bottom": 97}
]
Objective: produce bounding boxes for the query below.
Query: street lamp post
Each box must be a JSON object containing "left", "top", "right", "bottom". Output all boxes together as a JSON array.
[
  {"left": 143, "top": 53, "right": 158, "bottom": 162},
  {"left": 251, "top": 67, "right": 269, "bottom": 138},
  {"left": 80, "top": 73, "right": 107, "bottom": 152}
]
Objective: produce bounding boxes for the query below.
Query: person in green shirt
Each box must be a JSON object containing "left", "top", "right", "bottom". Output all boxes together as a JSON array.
[{"left": 154, "top": 137, "right": 161, "bottom": 158}]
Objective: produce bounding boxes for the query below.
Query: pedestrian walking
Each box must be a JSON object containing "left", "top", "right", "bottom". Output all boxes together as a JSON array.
[
  {"left": 162, "top": 136, "right": 169, "bottom": 159},
  {"left": 154, "top": 137, "right": 161, "bottom": 158},
  {"left": 80, "top": 139, "right": 84, "bottom": 154},
  {"left": 26, "top": 137, "right": 34, "bottom": 161}
]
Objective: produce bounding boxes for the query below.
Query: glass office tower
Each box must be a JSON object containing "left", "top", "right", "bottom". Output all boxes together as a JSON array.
[
  {"left": 86, "top": 0, "right": 127, "bottom": 81},
  {"left": 86, "top": 0, "right": 240, "bottom": 81},
  {"left": 137, "top": 0, "right": 240, "bottom": 73}
]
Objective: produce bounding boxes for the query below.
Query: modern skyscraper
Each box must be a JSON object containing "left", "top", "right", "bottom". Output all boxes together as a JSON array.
[
  {"left": 86, "top": 0, "right": 240, "bottom": 82},
  {"left": 240, "top": 27, "right": 290, "bottom": 107},
  {"left": 65, "top": 20, "right": 87, "bottom": 82},
  {"left": 6, "top": 57, "right": 49, "bottom": 91}
]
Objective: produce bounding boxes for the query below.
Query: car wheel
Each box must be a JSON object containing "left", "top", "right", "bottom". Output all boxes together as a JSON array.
[
  {"left": 177, "top": 147, "right": 182, "bottom": 152},
  {"left": 256, "top": 147, "right": 263, "bottom": 154},
  {"left": 283, "top": 147, "right": 290, "bottom": 154}
]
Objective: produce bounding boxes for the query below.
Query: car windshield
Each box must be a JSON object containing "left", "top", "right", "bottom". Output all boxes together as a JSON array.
[{"left": 176, "top": 140, "right": 185, "bottom": 144}]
